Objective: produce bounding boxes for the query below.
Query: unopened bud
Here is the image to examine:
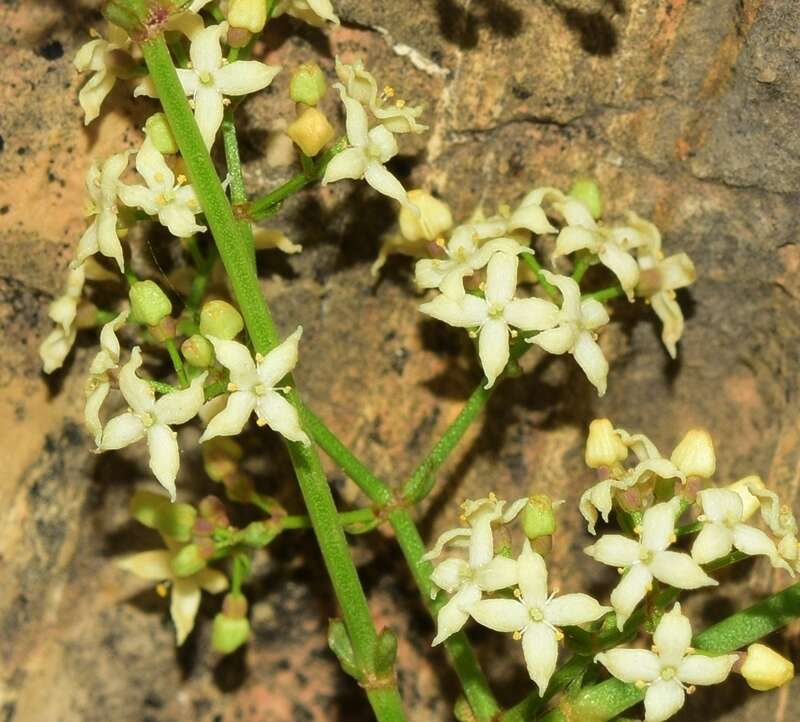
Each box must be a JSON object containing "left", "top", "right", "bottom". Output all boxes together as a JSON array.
[
  {"left": 521, "top": 495, "right": 557, "bottom": 541},
  {"left": 145, "top": 112, "right": 179, "bottom": 154},
  {"left": 240, "top": 520, "right": 279, "bottom": 547},
  {"left": 202, "top": 438, "right": 244, "bottom": 482},
  {"left": 227, "top": 26, "right": 252, "bottom": 48},
  {"left": 157, "top": 502, "right": 197, "bottom": 542},
  {"left": 170, "top": 543, "right": 207, "bottom": 577},
  {"left": 569, "top": 177, "right": 603, "bottom": 220},
  {"left": 129, "top": 280, "right": 172, "bottom": 326},
  {"left": 671, "top": 429, "right": 716, "bottom": 478},
  {"left": 287, "top": 107, "right": 335, "bottom": 157},
  {"left": 228, "top": 0, "right": 267, "bottom": 33},
  {"left": 374, "top": 628, "right": 398, "bottom": 677},
  {"left": 182, "top": 334, "right": 214, "bottom": 368},
  {"left": 199, "top": 300, "right": 244, "bottom": 340},
  {"left": 289, "top": 62, "right": 327, "bottom": 106},
  {"left": 741, "top": 644, "right": 794, "bottom": 691},
  {"left": 399, "top": 190, "right": 453, "bottom": 242},
  {"left": 223, "top": 471, "right": 255, "bottom": 503},
  {"left": 585, "top": 419, "right": 627, "bottom": 469},
  {"left": 199, "top": 495, "right": 230, "bottom": 527},
  {"left": 727, "top": 475, "right": 765, "bottom": 521},
  {"left": 130, "top": 489, "right": 170, "bottom": 528},
  {"left": 212, "top": 596, "right": 251, "bottom": 654},
  {"left": 149, "top": 316, "right": 176, "bottom": 342}
]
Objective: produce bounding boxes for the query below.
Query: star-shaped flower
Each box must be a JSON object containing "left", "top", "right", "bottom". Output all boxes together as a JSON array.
[
  {"left": 692, "top": 488, "right": 790, "bottom": 571},
  {"left": 39, "top": 265, "right": 87, "bottom": 373},
  {"left": 74, "top": 150, "right": 130, "bottom": 272},
  {"left": 99, "top": 348, "right": 207, "bottom": 499},
  {"left": 118, "top": 541, "right": 228, "bottom": 645},
  {"left": 420, "top": 252, "right": 563, "bottom": 388},
  {"left": 85, "top": 310, "right": 129, "bottom": 444},
  {"left": 596, "top": 603, "right": 738, "bottom": 722},
  {"left": 525, "top": 271, "right": 610, "bottom": 396},
  {"left": 198, "top": 327, "right": 310, "bottom": 445},
  {"left": 470, "top": 541, "right": 611, "bottom": 695},
  {"left": 74, "top": 25, "right": 131, "bottom": 125},
  {"left": 274, "top": 0, "right": 340, "bottom": 26},
  {"left": 322, "top": 85, "right": 416, "bottom": 213},
  {"left": 118, "top": 136, "right": 206, "bottom": 237},
  {"left": 585, "top": 498, "right": 717, "bottom": 629}
]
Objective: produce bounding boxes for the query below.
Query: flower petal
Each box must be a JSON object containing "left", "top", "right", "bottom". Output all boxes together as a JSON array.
[
  {"left": 189, "top": 23, "right": 223, "bottom": 74},
  {"left": 198, "top": 390, "right": 257, "bottom": 442},
  {"left": 338, "top": 86, "right": 370, "bottom": 147},
  {"left": 147, "top": 423, "right": 181, "bottom": 500},
  {"left": 517, "top": 540, "right": 548, "bottom": 607},
  {"left": 572, "top": 331, "right": 609, "bottom": 396},
  {"left": 485, "top": 252, "right": 518, "bottom": 307},
  {"left": 322, "top": 147, "right": 368, "bottom": 183},
  {"left": 431, "top": 558, "right": 470, "bottom": 594},
  {"left": 158, "top": 202, "right": 206, "bottom": 238},
  {"left": 99, "top": 411, "right": 146, "bottom": 451},
  {"left": 117, "top": 549, "right": 172, "bottom": 580},
  {"left": 206, "top": 336, "right": 258, "bottom": 388},
  {"left": 215, "top": 61, "right": 281, "bottom": 96},
  {"left": 541, "top": 270, "right": 581, "bottom": 318},
  {"left": 554, "top": 225, "right": 598, "bottom": 257},
  {"left": 255, "top": 390, "right": 310, "bottom": 445},
  {"left": 610, "top": 563, "right": 652, "bottom": 629},
  {"left": 641, "top": 498, "right": 680, "bottom": 552},
  {"left": 473, "top": 555, "right": 519, "bottom": 591},
  {"left": 504, "top": 297, "right": 560, "bottom": 332},
  {"left": 585, "top": 535, "right": 642, "bottom": 567},
  {"left": 595, "top": 648, "right": 661, "bottom": 684},
  {"left": 678, "top": 653, "right": 737, "bottom": 686},
  {"left": 598, "top": 242, "right": 640, "bottom": 298},
  {"left": 649, "top": 550, "right": 717, "bottom": 589},
  {"left": 118, "top": 347, "right": 155, "bottom": 414},
  {"left": 522, "top": 623, "right": 559, "bottom": 696},
  {"left": 194, "top": 84, "right": 225, "bottom": 150},
  {"left": 364, "top": 161, "right": 413, "bottom": 210},
  {"left": 530, "top": 324, "right": 577, "bottom": 355},
  {"left": 698, "top": 488, "right": 742, "bottom": 525},
  {"left": 197, "top": 566, "right": 229, "bottom": 594},
  {"left": 171, "top": 579, "right": 201, "bottom": 646},
  {"left": 732, "top": 523, "right": 784, "bottom": 565},
  {"left": 135, "top": 136, "right": 174, "bottom": 192},
  {"left": 153, "top": 372, "right": 207, "bottom": 425},
  {"left": 467, "top": 598, "right": 528, "bottom": 633},
  {"left": 479, "top": 318, "right": 510, "bottom": 389},
  {"left": 653, "top": 603, "right": 692, "bottom": 668},
  {"left": 85, "top": 381, "right": 111, "bottom": 446},
  {"left": 546, "top": 593, "right": 611, "bottom": 627},
  {"left": 643, "top": 679, "right": 685, "bottom": 722},
  {"left": 508, "top": 202, "right": 557, "bottom": 235},
  {"left": 432, "top": 584, "right": 481, "bottom": 645},
  {"left": 691, "top": 523, "right": 734, "bottom": 565},
  {"left": 419, "top": 294, "right": 488, "bottom": 328},
  {"left": 367, "top": 125, "right": 399, "bottom": 164},
  {"left": 256, "top": 326, "right": 302, "bottom": 388}
]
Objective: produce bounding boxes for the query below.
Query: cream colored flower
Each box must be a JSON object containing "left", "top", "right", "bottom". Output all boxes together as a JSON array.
[
  {"left": 470, "top": 541, "right": 610, "bottom": 695},
  {"left": 274, "top": 0, "right": 340, "bottom": 26},
  {"left": 99, "top": 348, "right": 207, "bottom": 499},
  {"left": 322, "top": 85, "right": 416, "bottom": 213},
  {"left": 118, "top": 136, "right": 206, "bottom": 237},
  {"left": 118, "top": 542, "right": 228, "bottom": 645},
  {"left": 85, "top": 310, "right": 129, "bottom": 444},
  {"left": 596, "top": 604, "right": 737, "bottom": 722},
  {"left": 585, "top": 498, "right": 717, "bottom": 629},
  {"left": 74, "top": 25, "right": 130, "bottom": 125},
  {"left": 198, "top": 328, "right": 310, "bottom": 445},
  {"left": 553, "top": 197, "right": 645, "bottom": 300},
  {"left": 39, "top": 266, "right": 86, "bottom": 373},
  {"left": 525, "top": 271, "right": 610, "bottom": 396},
  {"left": 420, "top": 252, "right": 561, "bottom": 388},
  {"left": 74, "top": 150, "right": 130, "bottom": 272}
]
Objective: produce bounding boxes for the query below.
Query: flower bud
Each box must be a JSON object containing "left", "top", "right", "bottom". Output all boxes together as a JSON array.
[
  {"left": 170, "top": 544, "right": 207, "bottom": 577},
  {"left": 399, "top": 190, "right": 453, "bottom": 242},
  {"left": 671, "top": 429, "right": 716, "bottom": 478},
  {"left": 130, "top": 489, "right": 170, "bottom": 528},
  {"left": 228, "top": 0, "right": 267, "bottom": 33},
  {"left": 199, "top": 495, "right": 230, "bottom": 527},
  {"left": 212, "top": 601, "right": 251, "bottom": 654},
  {"left": 373, "top": 628, "right": 398, "bottom": 677},
  {"left": 202, "top": 438, "right": 243, "bottom": 482},
  {"left": 727, "top": 475, "right": 764, "bottom": 521},
  {"left": 290, "top": 62, "right": 327, "bottom": 106},
  {"left": 223, "top": 471, "right": 255, "bottom": 503},
  {"left": 181, "top": 334, "right": 214, "bottom": 368},
  {"left": 199, "top": 300, "right": 244, "bottom": 340},
  {"left": 145, "top": 112, "right": 179, "bottom": 155},
  {"left": 240, "top": 520, "right": 279, "bottom": 547},
  {"left": 569, "top": 177, "right": 603, "bottom": 220},
  {"left": 157, "top": 502, "right": 197, "bottom": 542},
  {"left": 129, "top": 280, "right": 172, "bottom": 326},
  {"left": 585, "top": 419, "right": 627, "bottom": 469},
  {"left": 287, "top": 107, "right": 335, "bottom": 157},
  {"left": 740, "top": 644, "right": 794, "bottom": 691},
  {"left": 149, "top": 316, "right": 176, "bottom": 343},
  {"left": 521, "top": 495, "right": 557, "bottom": 540}
]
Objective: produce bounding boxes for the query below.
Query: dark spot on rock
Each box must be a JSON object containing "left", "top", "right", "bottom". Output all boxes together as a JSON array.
[
  {"left": 0, "top": 135, "right": 4, "bottom": 152},
  {"left": 143, "top": 692, "right": 163, "bottom": 708},
  {"left": 0, "top": 206, "right": 9, "bottom": 215},
  {"left": 511, "top": 84, "right": 532, "bottom": 100},
  {"left": 291, "top": 703, "right": 313, "bottom": 722},
  {"left": 16, "top": 146, "right": 27, "bottom": 156},
  {"left": 3, "top": 702, "right": 16, "bottom": 722}
]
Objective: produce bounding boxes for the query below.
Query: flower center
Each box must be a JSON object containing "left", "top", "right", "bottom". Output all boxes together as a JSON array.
[
  {"left": 140, "top": 411, "right": 156, "bottom": 429},
  {"left": 488, "top": 303, "right": 505, "bottom": 319},
  {"left": 639, "top": 548, "right": 653, "bottom": 563},
  {"left": 661, "top": 666, "right": 676, "bottom": 681},
  {"left": 198, "top": 71, "right": 214, "bottom": 85},
  {"left": 253, "top": 383, "right": 267, "bottom": 396},
  {"left": 529, "top": 607, "right": 545, "bottom": 623}
]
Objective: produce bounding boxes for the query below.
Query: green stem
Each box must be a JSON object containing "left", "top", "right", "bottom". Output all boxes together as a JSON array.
[
  {"left": 583, "top": 285, "right": 624, "bottom": 302},
  {"left": 140, "top": 36, "right": 407, "bottom": 722},
  {"left": 521, "top": 254, "right": 558, "bottom": 299},
  {"left": 165, "top": 338, "right": 188, "bottom": 388},
  {"left": 281, "top": 507, "right": 376, "bottom": 530}
]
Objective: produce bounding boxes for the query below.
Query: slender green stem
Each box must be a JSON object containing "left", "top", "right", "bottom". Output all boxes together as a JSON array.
[
  {"left": 282, "top": 507, "right": 376, "bottom": 530},
  {"left": 522, "top": 254, "right": 558, "bottom": 299},
  {"left": 95, "top": 309, "right": 119, "bottom": 325},
  {"left": 571, "top": 253, "right": 592, "bottom": 283},
  {"left": 186, "top": 235, "right": 205, "bottom": 269},
  {"left": 141, "top": 36, "right": 407, "bottom": 721},
  {"left": 584, "top": 285, "right": 624, "bottom": 302},
  {"left": 165, "top": 338, "right": 188, "bottom": 388}
]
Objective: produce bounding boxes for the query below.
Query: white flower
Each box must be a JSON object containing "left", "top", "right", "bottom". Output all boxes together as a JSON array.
[
  {"left": 117, "top": 543, "right": 228, "bottom": 645},
  {"left": 322, "top": 85, "right": 416, "bottom": 213},
  {"left": 470, "top": 541, "right": 610, "bottom": 695},
  {"left": 692, "top": 488, "right": 791, "bottom": 572},
  {"left": 274, "top": 0, "right": 340, "bottom": 26},
  {"left": 99, "top": 348, "right": 207, "bottom": 499},
  {"left": 334, "top": 58, "right": 426, "bottom": 134},
  {"left": 171, "top": 24, "right": 280, "bottom": 149},
  {"left": 85, "top": 310, "right": 129, "bottom": 444},
  {"left": 198, "top": 328, "right": 310, "bottom": 445},
  {"left": 553, "top": 198, "right": 644, "bottom": 300},
  {"left": 419, "top": 252, "right": 562, "bottom": 388},
  {"left": 585, "top": 498, "right": 717, "bottom": 629},
  {"left": 74, "top": 25, "right": 130, "bottom": 125},
  {"left": 39, "top": 265, "right": 86, "bottom": 373},
  {"left": 74, "top": 151, "right": 130, "bottom": 272},
  {"left": 525, "top": 271, "right": 610, "bottom": 396},
  {"left": 596, "top": 603, "right": 737, "bottom": 722},
  {"left": 118, "top": 136, "right": 206, "bottom": 237}
]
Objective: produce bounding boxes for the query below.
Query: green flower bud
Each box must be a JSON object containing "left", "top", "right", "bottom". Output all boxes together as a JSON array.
[
  {"left": 156, "top": 502, "right": 197, "bottom": 543},
  {"left": 181, "top": 334, "right": 214, "bottom": 368},
  {"left": 569, "top": 177, "right": 603, "bottom": 220},
  {"left": 129, "top": 280, "right": 172, "bottom": 326},
  {"left": 170, "top": 543, "right": 207, "bottom": 577},
  {"left": 130, "top": 489, "right": 170, "bottom": 529},
  {"left": 290, "top": 62, "right": 327, "bottom": 106},
  {"left": 212, "top": 612, "right": 251, "bottom": 654},
  {"left": 202, "top": 438, "right": 243, "bottom": 482},
  {"left": 199, "top": 495, "right": 230, "bottom": 527},
  {"left": 199, "top": 300, "right": 244, "bottom": 340},
  {"left": 228, "top": 0, "right": 267, "bottom": 33},
  {"left": 145, "top": 112, "right": 179, "bottom": 155},
  {"left": 521, "top": 495, "right": 557, "bottom": 541},
  {"left": 239, "top": 521, "right": 279, "bottom": 547}
]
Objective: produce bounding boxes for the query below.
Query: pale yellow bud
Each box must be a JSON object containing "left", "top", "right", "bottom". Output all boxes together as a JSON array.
[
  {"left": 741, "top": 644, "right": 794, "bottom": 691},
  {"left": 585, "top": 419, "right": 627, "bottom": 469},
  {"left": 671, "top": 429, "right": 716, "bottom": 478},
  {"left": 287, "top": 107, "right": 335, "bottom": 157},
  {"left": 398, "top": 190, "right": 453, "bottom": 243},
  {"left": 727, "top": 475, "right": 765, "bottom": 521},
  {"left": 228, "top": 0, "right": 267, "bottom": 33}
]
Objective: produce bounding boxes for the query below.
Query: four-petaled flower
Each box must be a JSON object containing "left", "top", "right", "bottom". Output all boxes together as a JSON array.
[
  {"left": 322, "top": 85, "right": 417, "bottom": 213},
  {"left": 198, "top": 327, "right": 310, "bottom": 445},
  {"left": 470, "top": 541, "right": 611, "bottom": 695},
  {"left": 585, "top": 498, "right": 717, "bottom": 629},
  {"left": 118, "top": 136, "right": 206, "bottom": 238},
  {"left": 525, "top": 270, "right": 610, "bottom": 396},
  {"left": 74, "top": 25, "right": 131, "bottom": 125},
  {"left": 596, "top": 603, "right": 737, "bottom": 722},
  {"left": 420, "top": 252, "right": 562, "bottom": 388},
  {"left": 74, "top": 150, "right": 130, "bottom": 272},
  {"left": 39, "top": 265, "right": 86, "bottom": 374},
  {"left": 273, "top": 0, "right": 340, "bottom": 26},
  {"left": 99, "top": 348, "right": 207, "bottom": 499},
  {"left": 692, "top": 488, "right": 790, "bottom": 571},
  {"left": 118, "top": 541, "right": 228, "bottom": 645},
  {"left": 85, "top": 310, "right": 128, "bottom": 444}
]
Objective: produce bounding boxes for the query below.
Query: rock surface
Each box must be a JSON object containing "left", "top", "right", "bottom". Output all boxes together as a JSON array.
[{"left": 1, "top": 1, "right": 799, "bottom": 721}]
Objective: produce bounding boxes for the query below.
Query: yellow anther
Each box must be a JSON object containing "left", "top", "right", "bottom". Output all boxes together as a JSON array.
[
  {"left": 686, "top": 685, "right": 697, "bottom": 695},
  {"left": 154, "top": 172, "right": 165, "bottom": 183},
  {"left": 633, "top": 525, "right": 642, "bottom": 535},
  {"left": 227, "top": 382, "right": 239, "bottom": 392},
  {"left": 383, "top": 85, "right": 395, "bottom": 98},
  {"left": 256, "top": 417, "right": 268, "bottom": 427},
  {"left": 156, "top": 583, "right": 169, "bottom": 598},
  {"left": 513, "top": 588, "right": 523, "bottom": 598},
  {"left": 512, "top": 630, "right": 522, "bottom": 641},
  {"left": 255, "top": 353, "right": 264, "bottom": 363},
  {"left": 435, "top": 236, "right": 446, "bottom": 248},
  {"left": 176, "top": 174, "right": 187, "bottom": 185},
  {"left": 555, "top": 629, "right": 564, "bottom": 641},
  {"left": 89, "top": 27, "right": 100, "bottom": 38},
  {"left": 510, "top": 329, "right": 518, "bottom": 338},
  {"left": 395, "top": 98, "right": 406, "bottom": 108},
  {"left": 634, "top": 680, "right": 647, "bottom": 690}
]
